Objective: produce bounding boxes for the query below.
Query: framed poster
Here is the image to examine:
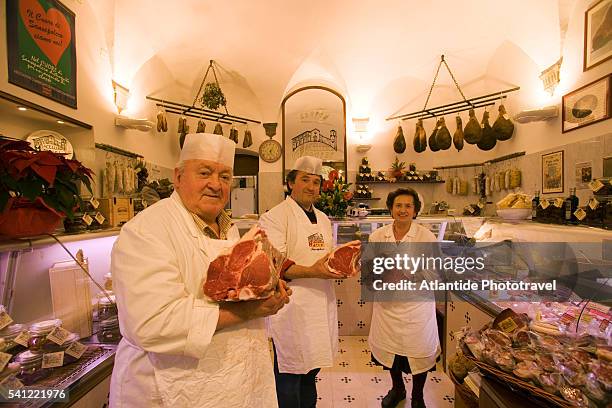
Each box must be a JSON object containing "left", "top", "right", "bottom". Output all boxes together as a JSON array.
[
  {"left": 562, "top": 74, "right": 611, "bottom": 133},
  {"left": 542, "top": 151, "right": 564, "bottom": 194},
  {"left": 6, "top": 0, "right": 77, "bottom": 108},
  {"left": 584, "top": 0, "right": 612, "bottom": 71},
  {"left": 574, "top": 161, "right": 592, "bottom": 190},
  {"left": 281, "top": 86, "right": 347, "bottom": 181}
]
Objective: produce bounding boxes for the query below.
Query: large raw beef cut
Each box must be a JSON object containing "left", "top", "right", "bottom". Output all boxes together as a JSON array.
[
  {"left": 325, "top": 240, "right": 362, "bottom": 277},
  {"left": 204, "top": 226, "right": 283, "bottom": 301}
]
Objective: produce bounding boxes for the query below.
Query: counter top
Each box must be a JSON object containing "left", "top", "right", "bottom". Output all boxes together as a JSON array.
[{"left": 0, "top": 228, "right": 121, "bottom": 253}]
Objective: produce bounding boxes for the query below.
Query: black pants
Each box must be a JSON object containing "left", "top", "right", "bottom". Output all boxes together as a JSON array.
[
  {"left": 373, "top": 354, "right": 430, "bottom": 400},
  {"left": 273, "top": 345, "right": 320, "bottom": 408}
]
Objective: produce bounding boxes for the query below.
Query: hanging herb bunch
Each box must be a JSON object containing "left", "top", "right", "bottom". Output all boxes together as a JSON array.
[{"left": 200, "top": 83, "right": 227, "bottom": 110}]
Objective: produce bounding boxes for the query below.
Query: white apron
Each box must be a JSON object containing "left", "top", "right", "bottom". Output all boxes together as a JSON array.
[
  {"left": 110, "top": 194, "right": 277, "bottom": 408},
  {"left": 263, "top": 197, "right": 338, "bottom": 374},
  {"left": 367, "top": 223, "right": 440, "bottom": 374}
]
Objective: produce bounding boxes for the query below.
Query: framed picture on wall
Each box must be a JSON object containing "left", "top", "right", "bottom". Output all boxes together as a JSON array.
[
  {"left": 6, "top": 0, "right": 77, "bottom": 108},
  {"left": 584, "top": 0, "right": 612, "bottom": 71},
  {"left": 562, "top": 74, "right": 611, "bottom": 133},
  {"left": 542, "top": 151, "right": 564, "bottom": 194}
]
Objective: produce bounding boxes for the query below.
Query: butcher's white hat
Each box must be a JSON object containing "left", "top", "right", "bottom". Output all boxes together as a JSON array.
[
  {"left": 292, "top": 155, "right": 323, "bottom": 176},
  {"left": 179, "top": 133, "right": 235, "bottom": 168}
]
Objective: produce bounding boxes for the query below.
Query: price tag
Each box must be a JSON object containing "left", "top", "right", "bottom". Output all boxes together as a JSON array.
[
  {"left": 589, "top": 179, "right": 604, "bottom": 192},
  {"left": 13, "top": 331, "right": 30, "bottom": 347},
  {"left": 497, "top": 317, "right": 518, "bottom": 333},
  {"left": 0, "top": 352, "right": 12, "bottom": 371},
  {"left": 553, "top": 198, "right": 564, "bottom": 208},
  {"left": 574, "top": 208, "right": 587, "bottom": 221},
  {"left": 65, "top": 342, "right": 87, "bottom": 360},
  {"left": 467, "top": 206, "right": 475, "bottom": 214},
  {"left": 42, "top": 352, "right": 64, "bottom": 369},
  {"left": 535, "top": 310, "right": 542, "bottom": 321},
  {"left": 81, "top": 213, "right": 93, "bottom": 226},
  {"left": 477, "top": 202, "right": 485, "bottom": 209},
  {"left": 588, "top": 197, "right": 599, "bottom": 210},
  {"left": 95, "top": 212, "right": 106, "bottom": 224},
  {"left": 600, "top": 319, "right": 610, "bottom": 332},
  {"left": 47, "top": 326, "right": 71, "bottom": 346},
  {"left": 0, "top": 376, "right": 24, "bottom": 399},
  {"left": 540, "top": 200, "right": 550, "bottom": 209},
  {"left": 89, "top": 197, "right": 100, "bottom": 209},
  {"left": 0, "top": 310, "right": 14, "bottom": 330}
]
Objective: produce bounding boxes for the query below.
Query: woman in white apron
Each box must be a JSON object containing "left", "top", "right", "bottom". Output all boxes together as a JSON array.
[
  {"left": 368, "top": 188, "right": 441, "bottom": 408},
  {"left": 259, "top": 156, "right": 344, "bottom": 408}
]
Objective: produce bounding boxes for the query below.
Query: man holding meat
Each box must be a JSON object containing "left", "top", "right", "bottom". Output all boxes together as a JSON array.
[
  {"left": 110, "top": 133, "right": 290, "bottom": 407},
  {"left": 259, "top": 156, "right": 345, "bottom": 408}
]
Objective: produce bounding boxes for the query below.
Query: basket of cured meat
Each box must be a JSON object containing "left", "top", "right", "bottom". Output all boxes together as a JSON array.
[{"left": 457, "top": 308, "right": 611, "bottom": 408}]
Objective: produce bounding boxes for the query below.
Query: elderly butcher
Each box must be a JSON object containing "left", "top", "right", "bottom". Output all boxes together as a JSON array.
[{"left": 110, "top": 133, "right": 290, "bottom": 407}]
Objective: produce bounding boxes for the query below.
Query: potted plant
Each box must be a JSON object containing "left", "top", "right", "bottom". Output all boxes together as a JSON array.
[
  {"left": 0, "top": 138, "right": 94, "bottom": 238},
  {"left": 390, "top": 156, "right": 406, "bottom": 182},
  {"left": 315, "top": 170, "right": 353, "bottom": 218}
]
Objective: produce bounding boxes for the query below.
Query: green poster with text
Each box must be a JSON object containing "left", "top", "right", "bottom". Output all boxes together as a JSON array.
[{"left": 7, "top": 0, "right": 77, "bottom": 108}]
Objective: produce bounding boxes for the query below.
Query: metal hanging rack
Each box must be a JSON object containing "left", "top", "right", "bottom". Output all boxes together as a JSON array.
[
  {"left": 95, "top": 143, "right": 143, "bottom": 159},
  {"left": 146, "top": 60, "right": 261, "bottom": 125},
  {"left": 386, "top": 55, "right": 520, "bottom": 121},
  {"left": 433, "top": 151, "right": 525, "bottom": 170}
]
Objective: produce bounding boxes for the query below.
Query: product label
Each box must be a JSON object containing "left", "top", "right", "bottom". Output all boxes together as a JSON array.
[
  {"left": 42, "top": 352, "right": 64, "bottom": 369},
  {"left": 13, "top": 331, "right": 30, "bottom": 347},
  {"left": 94, "top": 212, "right": 106, "bottom": 224},
  {"left": 574, "top": 208, "right": 587, "bottom": 221},
  {"left": 553, "top": 198, "right": 564, "bottom": 208},
  {"left": 0, "top": 376, "right": 24, "bottom": 396},
  {"left": 47, "top": 326, "right": 71, "bottom": 346},
  {"left": 590, "top": 179, "right": 605, "bottom": 192},
  {"left": 89, "top": 197, "right": 100, "bottom": 209},
  {"left": 589, "top": 198, "right": 600, "bottom": 210},
  {"left": 81, "top": 213, "right": 93, "bottom": 226},
  {"left": 497, "top": 317, "right": 519, "bottom": 333},
  {"left": 65, "top": 342, "right": 87, "bottom": 360},
  {"left": 540, "top": 200, "right": 550, "bottom": 209},
  {"left": 0, "top": 311, "right": 14, "bottom": 330},
  {"left": 0, "top": 352, "right": 11, "bottom": 371}
]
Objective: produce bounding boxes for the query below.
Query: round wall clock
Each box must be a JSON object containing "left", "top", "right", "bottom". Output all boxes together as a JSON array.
[{"left": 259, "top": 139, "right": 282, "bottom": 163}]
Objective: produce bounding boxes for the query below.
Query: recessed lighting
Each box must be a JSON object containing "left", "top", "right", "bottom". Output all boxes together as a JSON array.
[
  {"left": 17, "top": 107, "right": 27, "bottom": 111},
  {"left": 57, "top": 120, "right": 65, "bottom": 124}
]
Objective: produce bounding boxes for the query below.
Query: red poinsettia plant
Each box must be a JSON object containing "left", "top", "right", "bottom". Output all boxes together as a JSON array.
[
  {"left": 315, "top": 169, "right": 353, "bottom": 218},
  {"left": 0, "top": 138, "right": 94, "bottom": 220}
]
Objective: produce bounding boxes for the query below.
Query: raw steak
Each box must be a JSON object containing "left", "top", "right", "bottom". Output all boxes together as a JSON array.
[
  {"left": 204, "top": 226, "right": 283, "bottom": 301},
  {"left": 325, "top": 240, "right": 361, "bottom": 277}
]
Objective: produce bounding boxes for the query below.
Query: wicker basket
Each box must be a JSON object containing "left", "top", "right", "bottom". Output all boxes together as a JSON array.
[
  {"left": 460, "top": 342, "right": 573, "bottom": 408},
  {"left": 448, "top": 368, "right": 479, "bottom": 408}
]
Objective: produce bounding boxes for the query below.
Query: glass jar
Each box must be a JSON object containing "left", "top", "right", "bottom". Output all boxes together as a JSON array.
[
  {"left": 0, "top": 323, "right": 25, "bottom": 353},
  {"left": 98, "top": 295, "right": 117, "bottom": 321},
  {"left": 99, "top": 316, "right": 121, "bottom": 343},
  {"left": 15, "top": 350, "right": 48, "bottom": 386},
  {"left": 103, "top": 273, "right": 113, "bottom": 291},
  {"left": 28, "top": 319, "right": 62, "bottom": 351}
]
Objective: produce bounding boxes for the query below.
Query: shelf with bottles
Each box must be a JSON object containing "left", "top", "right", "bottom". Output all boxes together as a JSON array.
[
  {"left": 353, "top": 197, "right": 381, "bottom": 201},
  {"left": 357, "top": 179, "right": 445, "bottom": 184}
]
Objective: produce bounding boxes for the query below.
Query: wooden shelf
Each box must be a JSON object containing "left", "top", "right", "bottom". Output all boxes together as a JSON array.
[{"left": 355, "top": 180, "right": 445, "bottom": 184}]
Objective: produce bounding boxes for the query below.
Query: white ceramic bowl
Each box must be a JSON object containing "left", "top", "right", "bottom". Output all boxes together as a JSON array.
[{"left": 496, "top": 208, "right": 531, "bottom": 220}]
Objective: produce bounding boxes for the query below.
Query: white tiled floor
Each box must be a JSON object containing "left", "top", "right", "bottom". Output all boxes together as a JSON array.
[{"left": 317, "top": 336, "right": 455, "bottom": 408}]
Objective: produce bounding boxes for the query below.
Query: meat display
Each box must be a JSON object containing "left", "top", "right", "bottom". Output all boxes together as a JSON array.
[
  {"left": 325, "top": 240, "right": 362, "bottom": 277},
  {"left": 203, "top": 226, "right": 283, "bottom": 301}
]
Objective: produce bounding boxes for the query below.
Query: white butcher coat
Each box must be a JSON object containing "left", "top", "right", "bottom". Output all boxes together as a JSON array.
[
  {"left": 367, "top": 222, "right": 441, "bottom": 374},
  {"left": 259, "top": 197, "right": 338, "bottom": 374},
  {"left": 109, "top": 192, "right": 277, "bottom": 407}
]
